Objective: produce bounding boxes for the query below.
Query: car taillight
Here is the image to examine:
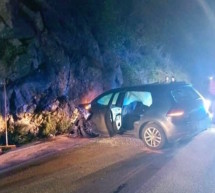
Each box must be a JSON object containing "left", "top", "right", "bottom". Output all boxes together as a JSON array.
[{"left": 166, "top": 109, "right": 184, "bottom": 117}]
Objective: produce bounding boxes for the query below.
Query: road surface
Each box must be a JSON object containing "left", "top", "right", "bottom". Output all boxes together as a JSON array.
[{"left": 1, "top": 129, "right": 215, "bottom": 193}]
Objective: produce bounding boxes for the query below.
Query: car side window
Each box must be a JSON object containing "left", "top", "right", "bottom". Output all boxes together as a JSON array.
[
  {"left": 97, "top": 93, "right": 113, "bottom": 106},
  {"left": 123, "top": 91, "right": 153, "bottom": 107},
  {"left": 111, "top": 92, "right": 120, "bottom": 106},
  {"left": 122, "top": 91, "right": 153, "bottom": 115}
]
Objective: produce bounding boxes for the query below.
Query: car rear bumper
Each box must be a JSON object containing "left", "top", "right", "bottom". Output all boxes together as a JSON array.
[{"left": 165, "top": 116, "right": 212, "bottom": 142}]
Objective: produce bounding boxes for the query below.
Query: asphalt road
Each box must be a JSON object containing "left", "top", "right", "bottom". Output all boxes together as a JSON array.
[{"left": 1, "top": 129, "right": 215, "bottom": 193}]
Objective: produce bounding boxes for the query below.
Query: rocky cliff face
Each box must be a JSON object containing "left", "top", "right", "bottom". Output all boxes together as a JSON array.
[
  {"left": 0, "top": 0, "right": 123, "bottom": 114},
  {"left": 0, "top": 0, "right": 123, "bottom": 144}
]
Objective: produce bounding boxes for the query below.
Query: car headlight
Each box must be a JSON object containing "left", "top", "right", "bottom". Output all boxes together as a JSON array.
[{"left": 203, "top": 99, "right": 211, "bottom": 112}]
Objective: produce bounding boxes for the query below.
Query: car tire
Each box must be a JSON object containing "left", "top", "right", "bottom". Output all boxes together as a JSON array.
[{"left": 141, "top": 123, "right": 166, "bottom": 150}]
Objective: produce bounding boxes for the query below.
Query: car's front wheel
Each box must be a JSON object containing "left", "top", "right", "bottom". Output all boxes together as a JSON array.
[{"left": 141, "top": 123, "right": 166, "bottom": 150}]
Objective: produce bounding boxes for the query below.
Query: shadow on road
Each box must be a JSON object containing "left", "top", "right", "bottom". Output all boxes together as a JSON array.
[{"left": 73, "top": 135, "right": 195, "bottom": 193}]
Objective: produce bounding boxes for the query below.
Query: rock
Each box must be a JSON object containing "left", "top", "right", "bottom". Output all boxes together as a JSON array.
[
  {"left": 48, "top": 100, "right": 59, "bottom": 112},
  {"left": 0, "top": 0, "right": 13, "bottom": 28},
  {"left": 26, "top": 104, "right": 36, "bottom": 114},
  {"left": 0, "top": 0, "right": 124, "bottom": 144},
  {"left": 1, "top": 0, "right": 123, "bottom": 114}
]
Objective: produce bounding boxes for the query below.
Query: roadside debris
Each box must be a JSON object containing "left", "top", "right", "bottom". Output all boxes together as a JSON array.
[{"left": 70, "top": 107, "right": 100, "bottom": 138}]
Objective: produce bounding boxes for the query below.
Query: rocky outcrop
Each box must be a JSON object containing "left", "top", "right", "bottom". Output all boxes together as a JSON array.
[
  {"left": 0, "top": 0, "right": 123, "bottom": 144},
  {"left": 0, "top": 0, "right": 124, "bottom": 112}
]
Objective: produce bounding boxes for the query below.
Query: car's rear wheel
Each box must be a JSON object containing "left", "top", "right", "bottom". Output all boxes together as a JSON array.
[{"left": 141, "top": 123, "right": 166, "bottom": 150}]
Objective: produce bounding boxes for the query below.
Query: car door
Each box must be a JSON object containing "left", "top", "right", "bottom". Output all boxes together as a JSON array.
[
  {"left": 90, "top": 92, "right": 115, "bottom": 136},
  {"left": 121, "top": 90, "right": 153, "bottom": 130},
  {"left": 110, "top": 92, "right": 125, "bottom": 133},
  {"left": 91, "top": 91, "right": 124, "bottom": 136}
]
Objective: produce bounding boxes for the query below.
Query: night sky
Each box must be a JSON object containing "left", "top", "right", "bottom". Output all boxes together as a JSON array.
[{"left": 136, "top": 0, "right": 215, "bottom": 87}]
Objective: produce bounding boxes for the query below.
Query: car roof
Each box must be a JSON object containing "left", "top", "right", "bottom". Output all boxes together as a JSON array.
[
  {"left": 116, "top": 81, "right": 190, "bottom": 91},
  {"left": 92, "top": 81, "right": 191, "bottom": 102}
]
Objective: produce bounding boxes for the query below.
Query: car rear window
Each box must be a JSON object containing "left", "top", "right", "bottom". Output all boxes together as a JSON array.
[{"left": 171, "top": 86, "right": 200, "bottom": 103}]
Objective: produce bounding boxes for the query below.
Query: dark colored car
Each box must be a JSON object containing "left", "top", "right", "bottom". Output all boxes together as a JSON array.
[{"left": 84, "top": 82, "right": 212, "bottom": 149}]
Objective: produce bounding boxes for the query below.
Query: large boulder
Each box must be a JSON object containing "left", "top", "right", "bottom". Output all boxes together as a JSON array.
[
  {"left": 0, "top": 0, "right": 123, "bottom": 113},
  {"left": 0, "top": 0, "right": 123, "bottom": 144}
]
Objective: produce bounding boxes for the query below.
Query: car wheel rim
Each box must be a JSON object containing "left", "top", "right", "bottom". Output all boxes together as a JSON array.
[{"left": 144, "top": 127, "right": 162, "bottom": 148}]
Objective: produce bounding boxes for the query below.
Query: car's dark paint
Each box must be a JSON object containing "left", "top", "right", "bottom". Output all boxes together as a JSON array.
[
  {"left": 90, "top": 104, "right": 114, "bottom": 137},
  {"left": 88, "top": 82, "right": 211, "bottom": 149}
]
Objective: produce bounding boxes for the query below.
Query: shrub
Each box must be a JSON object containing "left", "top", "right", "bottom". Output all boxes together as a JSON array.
[
  {"left": 39, "top": 114, "right": 57, "bottom": 137},
  {"left": 9, "top": 124, "right": 35, "bottom": 145},
  {"left": 56, "top": 118, "right": 72, "bottom": 134}
]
